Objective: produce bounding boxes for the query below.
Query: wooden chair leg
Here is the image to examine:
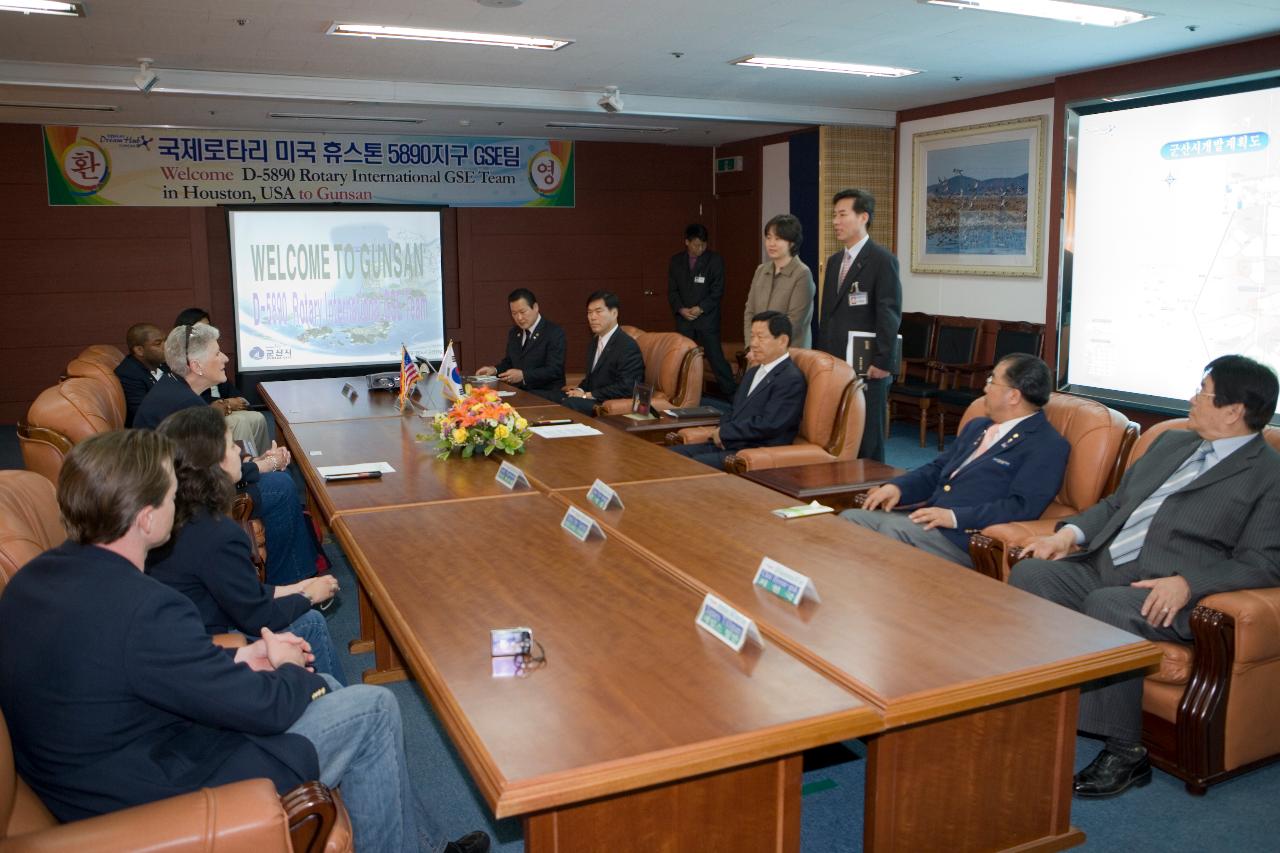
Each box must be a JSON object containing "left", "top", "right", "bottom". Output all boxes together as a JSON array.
[
  {"left": 938, "top": 410, "right": 946, "bottom": 450},
  {"left": 918, "top": 405, "right": 927, "bottom": 448}
]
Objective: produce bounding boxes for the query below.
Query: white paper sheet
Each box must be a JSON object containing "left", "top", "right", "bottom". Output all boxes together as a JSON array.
[
  {"left": 529, "top": 424, "right": 602, "bottom": 439},
  {"left": 316, "top": 462, "right": 396, "bottom": 476}
]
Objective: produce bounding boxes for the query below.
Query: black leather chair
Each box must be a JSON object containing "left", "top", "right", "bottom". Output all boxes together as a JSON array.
[{"left": 887, "top": 315, "right": 983, "bottom": 447}]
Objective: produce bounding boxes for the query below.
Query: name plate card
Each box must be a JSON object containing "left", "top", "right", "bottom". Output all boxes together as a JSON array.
[
  {"left": 560, "top": 505, "right": 605, "bottom": 542},
  {"left": 585, "top": 479, "right": 624, "bottom": 510},
  {"left": 495, "top": 460, "right": 530, "bottom": 490},
  {"left": 752, "top": 557, "right": 821, "bottom": 606},
  {"left": 695, "top": 593, "right": 763, "bottom": 653}
]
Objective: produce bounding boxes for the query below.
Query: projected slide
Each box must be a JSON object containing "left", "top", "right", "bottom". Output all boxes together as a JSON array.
[
  {"left": 229, "top": 209, "right": 445, "bottom": 372},
  {"left": 1067, "top": 83, "right": 1279, "bottom": 405}
]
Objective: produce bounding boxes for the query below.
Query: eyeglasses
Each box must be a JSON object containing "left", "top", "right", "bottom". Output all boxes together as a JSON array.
[
  {"left": 985, "top": 375, "right": 1012, "bottom": 389},
  {"left": 182, "top": 324, "right": 194, "bottom": 364}
]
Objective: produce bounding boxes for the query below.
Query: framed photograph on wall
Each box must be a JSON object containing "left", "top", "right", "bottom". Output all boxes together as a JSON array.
[{"left": 910, "top": 116, "right": 1047, "bottom": 276}]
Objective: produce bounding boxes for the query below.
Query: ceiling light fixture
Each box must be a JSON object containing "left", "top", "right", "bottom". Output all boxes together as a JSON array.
[
  {"left": 269, "top": 112, "right": 424, "bottom": 124},
  {"left": 327, "top": 22, "right": 571, "bottom": 51},
  {"left": 732, "top": 55, "right": 919, "bottom": 78},
  {"left": 0, "top": 1, "right": 84, "bottom": 17},
  {"left": 545, "top": 121, "right": 676, "bottom": 134},
  {"left": 920, "top": 0, "right": 1152, "bottom": 27},
  {"left": 0, "top": 100, "right": 116, "bottom": 111}
]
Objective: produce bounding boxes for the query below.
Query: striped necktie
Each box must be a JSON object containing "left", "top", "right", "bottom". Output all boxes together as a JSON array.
[{"left": 1108, "top": 441, "right": 1213, "bottom": 566}]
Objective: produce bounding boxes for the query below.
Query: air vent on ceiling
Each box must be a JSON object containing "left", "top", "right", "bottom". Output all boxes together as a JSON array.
[
  {"left": 269, "top": 112, "right": 423, "bottom": 124},
  {"left": 545, "top": 121, "right": 677, "bottom": 134},
  {"left": 0, "top": 101, "right": 118, "bottom": 112}
]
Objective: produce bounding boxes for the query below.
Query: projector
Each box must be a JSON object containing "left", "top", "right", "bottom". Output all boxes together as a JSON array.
[{"left": 597, "top": 86, "right": 623, "bottom": 113}]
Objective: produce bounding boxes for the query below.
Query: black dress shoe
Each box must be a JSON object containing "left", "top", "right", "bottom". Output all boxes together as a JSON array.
[
  {"left": 444, "top": 830, "right": 491, "bottom": 853},
  {"left": 1073, "top": 747, "right": 1152, "bottom": 798}
]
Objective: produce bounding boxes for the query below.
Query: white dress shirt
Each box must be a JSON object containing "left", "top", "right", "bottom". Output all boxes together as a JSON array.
[{"left": 747, "top": 352, "right": 790, "bottom": 396}]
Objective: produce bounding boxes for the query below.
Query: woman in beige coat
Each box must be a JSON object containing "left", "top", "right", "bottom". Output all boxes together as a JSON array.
[{"left": 743, "top": 214, "right": 814, "bottom": 350}]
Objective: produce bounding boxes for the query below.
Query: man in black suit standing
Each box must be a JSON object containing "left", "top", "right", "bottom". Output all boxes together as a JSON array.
[
  {"left": 114, "top": 322, "right": 169, "bottom": 427},
  {"left": 671, "top": 311, "right": 806, "bottom": 470},
  {"left": 1014, "top": 355, "right": 1280, "bottom": 799},
  {"left": 667, "top": 224, "right": 737, "bottom": 398},
  {"left": 816, "top": 189, "right": 902, "bottom": 462},
  {"left": 476, "top": 288, "right": 566, "bottom": 398},
  {"left": 557, "top": 291, "right": 644, "bottom": 416}
]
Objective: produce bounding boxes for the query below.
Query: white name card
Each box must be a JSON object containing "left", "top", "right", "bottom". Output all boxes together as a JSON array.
[
  {"left": 585, "top": 479, "right": 624, "bottom": 510},
  {"left": 561, "top": 505, "right": 605, "bottom": 542},
  {"left": 695, "top": 593, "right": 763, "bottom": 653},
  {"left": 495, "top": 460, "right": 530, "bottom": 490},
  {"left": 752, "top": 557, "right": 821, "bottom": 606}
]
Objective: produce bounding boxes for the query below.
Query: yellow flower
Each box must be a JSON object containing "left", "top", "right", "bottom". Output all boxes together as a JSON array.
[
  {"left": 451, "top": 428, "right": 468, "bottom": 445},
  {"left": 515, "top": 417, "right": 528, "bottom": 431},
  {"left": 494, "top": 424, "right": 510, "bottom": 439}
]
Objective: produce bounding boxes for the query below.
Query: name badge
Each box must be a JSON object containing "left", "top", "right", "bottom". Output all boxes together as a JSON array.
[
  {"left": 586, "top": 479, "right": 624, "bottom": 510},
  {"left": 495, "top": 460, "right": 530, "bottom": 490},
  {"left": 848, "top": 290, "right": 869, "bottom": 307},
  {"left": 561, "top": 505, "right": 605, "bottom": 542},
  {"left": 694, "top": 275, "right": 706, "bottom": 284},
  {"left": 695, "top": 593, "right": 764, "bottom": 653},
  {"left": 752, "top": 557, "right": 821, "bottom": 606}
]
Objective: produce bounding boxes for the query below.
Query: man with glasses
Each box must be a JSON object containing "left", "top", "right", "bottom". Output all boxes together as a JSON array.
[
  {"left": 1013, "top": 354, "right": 1280, "bottom": 799},
  {"left": 841, "top": 353, "right": 1069, "bottom": 567},
  {"left": 475, "top": 288, "right": 566, "bottom": 398}
]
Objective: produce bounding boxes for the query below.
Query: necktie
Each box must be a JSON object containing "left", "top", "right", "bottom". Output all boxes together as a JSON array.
[
  {"left": 953, "top": 423, "right": 1001, "bottom": 477},
  {"left": 592, "top": 338, "right": 605, "bottom": 372},
  {"left": 1108, "top": 441, "right": 1213, "bottom": 566},
  {"left": 521, "top": 330, "right": 529, "bottom": 348}
]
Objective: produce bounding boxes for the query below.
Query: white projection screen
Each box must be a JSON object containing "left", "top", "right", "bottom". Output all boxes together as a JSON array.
[
  {"left": 228, "top": 208, "right": 446, "bottom": 372},
  {"left": 1061, "top": 77, "right": 1279, "bottom": 421}
]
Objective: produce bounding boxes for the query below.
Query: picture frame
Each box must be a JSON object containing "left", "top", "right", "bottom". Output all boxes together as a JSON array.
[{"left": 910, "top": 116, "right": 1047, "bottom": 277}]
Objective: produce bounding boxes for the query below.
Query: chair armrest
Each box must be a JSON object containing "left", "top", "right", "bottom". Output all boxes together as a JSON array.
[
  {"left": 667, "top": 426, "right": 716, "bottom": 446},
  {"left": 0, "top": 780, "right": 291, "bottom": 853},
  {"left": 970, "top": 519, "right": 1062, "bottom": 582},
  {"left": 597, "top": 398, "right": 630, "bottom": 416},
  {"left": 727, "top": 445, "right": 835, "bottom": 473},
  {"left": 284, "top": 781, "right": 350, "bottom": 853},
  {"left": 1197, "top": 587, "right": 1280, "bottom": 666},
  {"left": 212, "top": 633, "right": 247, "bottom": 649}
]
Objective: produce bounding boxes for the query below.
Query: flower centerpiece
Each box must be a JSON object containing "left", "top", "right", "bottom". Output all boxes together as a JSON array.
[{"left": 419, "top": 384, "right": 532, "bottom": 460}]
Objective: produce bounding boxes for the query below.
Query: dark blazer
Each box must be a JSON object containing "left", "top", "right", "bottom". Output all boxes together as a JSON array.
[
  {"left": 1062, "top": 430, "right": 1280, "bottom": 604},
  {"left": 494, "top": 317, "right": 567, "bottom": 392},
  {"left": 577, "top": 328, "right": 645, "bottom": 402},
  {"left": 147, "top": 508, "right": 311, "bottom": 634},
  {"left": 114, "top": 355, "right": 170, "bottom": 428},
  {"left": 0, "top": 541, "right": 328, "bottom": 822},
  {"left": 719, "top": 356, "right": 807, "bottom": 450},
  {"left": 816, "top": 239, "right": 902, "bottom": 372},
  {"left": 892, "top": 411, "right": 1071, "bottom": 551},
  {"left": 667, "top": 249, "right": 725, "bottom": 331},
  {"left": 133, "top": 372, "right": 206, "bottom": 430}
]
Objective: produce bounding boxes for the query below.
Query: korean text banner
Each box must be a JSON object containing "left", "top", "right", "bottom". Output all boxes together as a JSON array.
[{"left": 43, "top": 126, "right": 574, "bottom": 208}]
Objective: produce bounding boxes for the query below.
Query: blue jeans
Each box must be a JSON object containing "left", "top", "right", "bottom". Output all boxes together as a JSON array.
[
  {"left": 254, "top": 471, "right": 318, "bottom": 585},
  {"left": 287, "top": 609, "right": 347, "bottom": 686},
  {"left": 288, "top": 676, "right": 443, "bottom": 853}
]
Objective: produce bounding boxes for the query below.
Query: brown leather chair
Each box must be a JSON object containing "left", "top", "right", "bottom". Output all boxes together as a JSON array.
[
  {"left": 965, "top": 392, "right": 1139, "bottom": 580},
  {"left": 597, "top": 326, "right": 704, "bottom": 415},
  {"left": 64, "top": 356, "right": 126, "bottom": 428},
  {"left": 1007, "top": 419, "right": 1280, "bottom": 794},
  {"left": 17, "top": 379, "right": 123, "bottom": 485},
  {"left": 668, "top": 348, "right": 865, "bottom": 472},
  {"left": 75, "top": 344, "right": 126, "bottom": 369},
  {"left": 0, "top": 472, "right": 64, "bottom": 592}
]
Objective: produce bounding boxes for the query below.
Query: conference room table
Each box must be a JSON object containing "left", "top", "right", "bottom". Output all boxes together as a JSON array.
[{"left": 260, "top": 375, "right": 1162, "bottom": 853}]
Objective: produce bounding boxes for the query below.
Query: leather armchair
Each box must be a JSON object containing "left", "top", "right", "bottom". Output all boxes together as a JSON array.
[
  {"left": 75, "top": 344, "right": 125, "bottom": 369},
  {"left": 664, "top": 348, "right": 863, "bottom": 473},
  {"left": 63, "top": 358, "right": 126, "bottom": 429},
  {"left": 596, "top": 326, "right": 704, "bottom": 415},
  {"left": 965, "top": 392, "right": 1138, "bottom": 580},
  {"left": 0, "top": 472, "right": 64, "bottom": 591},
  {"left": 17, "top": 379, "right": 122, "bottom": 485},
  {"left": 1011, "top": 420, "right": 1280, "bottom": 795}
]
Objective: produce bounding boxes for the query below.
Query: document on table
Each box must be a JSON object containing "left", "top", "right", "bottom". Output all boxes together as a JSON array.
[
  {"left": 316, "top": 462, "right": 396, "bottom": 476},
  {"left": 496, "top": 390, "right": 517, "bottom": 397},
  {"left": 529, "top": 424, "right": 602, "bottom": 439}
]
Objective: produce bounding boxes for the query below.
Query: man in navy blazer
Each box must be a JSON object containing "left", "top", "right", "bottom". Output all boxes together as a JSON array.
[
  {"left": 672, "top": 311, "right": 806, "bottom": 469},
  {"left": 114, "top": 322, "right": 170, "bottom": 427},
  {"left": 476, "top": 288, "right": 566, "bottom": 396},
  {"left": 0, "top": 430, "right": 488, "bottom": 853},
  {"left": 842, "top": 354, "right": 1069, "bottom": 566},
  {"left": 556, "top": 290, "right": 645, "bottom": 415},
  {"left": 816, "top": 189, "right": 902, "bottom": 463}
]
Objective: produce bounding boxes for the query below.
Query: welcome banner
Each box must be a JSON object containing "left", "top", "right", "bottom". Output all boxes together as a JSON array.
[{"left": 43, "top": 126, "right": 574, "bottom": 208}]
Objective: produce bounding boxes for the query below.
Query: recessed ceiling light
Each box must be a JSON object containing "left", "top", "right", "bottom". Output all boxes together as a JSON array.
[
  {"left": 0, "top": 100, "right": 115, "bottom": 111},
  {"left": 545, "top": 122, "right": 677, "bottom": 134},
  {"left": 920, "top": 0, "right": 1152, "bottom": 27},
  {"left": 0, "top": 0, "right": 83, "bottom": 16},
  {"left": 327, "top": 22, "right": 571, "bottom": 51},
  {"left": 732, "top": 56, "right": 919, "bottom": 78},
  {"left": 269, "top": 112, "right": 424, "bottom": 124}
]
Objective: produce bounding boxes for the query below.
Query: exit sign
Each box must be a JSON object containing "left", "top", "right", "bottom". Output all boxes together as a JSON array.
[{"left": 716, "top": 156, "right": 743, "bottom": 173}]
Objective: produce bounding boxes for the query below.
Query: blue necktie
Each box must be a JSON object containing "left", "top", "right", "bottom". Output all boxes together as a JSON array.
[{"left": 1108, "top": 441, "right": 1213, "bottom": 566}]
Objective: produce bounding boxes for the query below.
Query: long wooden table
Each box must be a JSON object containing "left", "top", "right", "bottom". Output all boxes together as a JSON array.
[{"left": 260, "top": 376, "right": 1162, "bottom": 853}]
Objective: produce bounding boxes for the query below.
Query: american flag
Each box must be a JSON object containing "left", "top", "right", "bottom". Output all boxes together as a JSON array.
[{"left": 399, "top": 344, "right": 421, "bottom": 407}]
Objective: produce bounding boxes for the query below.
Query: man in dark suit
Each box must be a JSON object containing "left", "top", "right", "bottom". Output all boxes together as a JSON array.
[
  {"left": 114, "top": 322, "right": 170, "bottom": 427},
  {"left": 475, "top": 288, "right": 566, "bottom": 397},
  {"left": 0, "top": 429, "right": 489, "bottom": 853},
  {"left": 557, "top": 291, "right": 645, "bottom": 416},
  {"left": 841, "top": 354, "right": 1069, "bottom": 566},
  {"left": 667, "top": 223, "right": 737, "bottom": 398},
  {"left": 671, "top": 311, "right": 806, "bottom": 469},
  {"left": 815, "top": 189, "right": 902, "bottom": 462},
  {"left": 1014, "top": 355, "right": 1280, "bottom": 799}
]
